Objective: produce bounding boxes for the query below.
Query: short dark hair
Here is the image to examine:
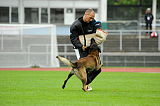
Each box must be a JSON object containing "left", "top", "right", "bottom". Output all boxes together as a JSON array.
[{"left": 85, "top": 8, "right": 94, "bottom": 15}]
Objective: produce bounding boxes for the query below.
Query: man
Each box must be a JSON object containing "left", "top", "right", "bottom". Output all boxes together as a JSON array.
[
  {"left": 70, "top": 8, "right": 102, "bottom": 91},
  {"left": 144, "top": 8, "right": 154, "bottom": 36}
]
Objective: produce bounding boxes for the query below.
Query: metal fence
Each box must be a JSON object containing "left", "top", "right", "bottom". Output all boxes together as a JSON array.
[
  {"left": 0, "top": 24, "right": 59, "bottom": 68},
  {"left": 57, "top": 46, "right": 160, "bottom": 67},
  {"left": 58, "top": 30, "right": 160, "bottom": 67},
  {"left": 0, "top": 28, "right": 160, "bottom": 67},
  {"left": 106, "top": 30, "right": 160, "bottom": 51}
]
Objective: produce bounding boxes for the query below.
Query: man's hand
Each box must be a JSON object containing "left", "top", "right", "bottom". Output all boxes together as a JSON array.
[
  {"left": 97, "top": 28, "right": 109, "bottom": 35},
  {"left": 94, "top": 21, "right": 102, "bottom": 29},
  {"left": 82, "top": 46, "right": 87, "bottom": 51}
]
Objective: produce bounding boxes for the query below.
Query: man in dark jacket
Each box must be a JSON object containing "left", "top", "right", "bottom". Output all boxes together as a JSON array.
[
  {"left": 70, "top": 8, "right": 101, "bottom": 91},
  {"left": 144, "top": 8, "right": 154, "bottom": 35}
]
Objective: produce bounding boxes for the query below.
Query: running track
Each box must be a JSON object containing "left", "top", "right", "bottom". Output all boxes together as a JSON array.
[{"left": 0, "top": 67, "right": 160, "bottom": 73}]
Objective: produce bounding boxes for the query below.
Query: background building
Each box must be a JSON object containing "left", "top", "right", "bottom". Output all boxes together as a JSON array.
[
  {"left": 0, "top": 0, "right": 160, "bottom": 31},
  {"left": 0, "top": 0, "right": 107, "bottom": 24}
]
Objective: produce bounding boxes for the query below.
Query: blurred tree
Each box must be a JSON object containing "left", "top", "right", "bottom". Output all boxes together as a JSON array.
[
  {"left": 107, "top": 0, "right": 160, "bottom": 30},
  {"left": 108, "top": 0, "right": 156, "bottom": 5}
]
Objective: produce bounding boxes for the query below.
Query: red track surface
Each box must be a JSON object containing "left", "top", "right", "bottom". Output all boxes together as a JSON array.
[{"left": 0, "top": 67, "right": 160, "bottom": 73}]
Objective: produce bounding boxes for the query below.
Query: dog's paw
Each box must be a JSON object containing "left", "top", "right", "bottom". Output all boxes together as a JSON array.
[
  {"left": 62, "top": 85, "right": 65, "bottom": 89},
  {"left": 82, "top": 88, "right": 86, "bottom": 91},
  {"left": 82, "top": 88, "right": 88, "bottom": 92}
]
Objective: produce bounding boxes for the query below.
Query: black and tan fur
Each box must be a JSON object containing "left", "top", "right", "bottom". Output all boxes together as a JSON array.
[{"left": 56, "top": 38, "right": 102, "bottom": 91}]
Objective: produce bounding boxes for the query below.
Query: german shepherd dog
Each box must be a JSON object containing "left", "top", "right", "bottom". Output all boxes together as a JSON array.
[{"left": 56, "top": 38, "right": 102, "bottom": 91}]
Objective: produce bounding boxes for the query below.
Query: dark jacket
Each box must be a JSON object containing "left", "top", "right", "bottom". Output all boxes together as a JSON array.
[
  {"left": 70, "top": 17, "right": 97, "bottom": 49},
  {"left": 145, "top": 13, "right": 154, "bottom": 24}
]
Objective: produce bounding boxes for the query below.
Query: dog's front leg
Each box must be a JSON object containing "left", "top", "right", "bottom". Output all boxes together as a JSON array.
[
  {"left": 82, "top": 78, "right": 87, "bottom": 91},
  {"left": 62, "top": 69, "right": 74, "bottom": 89},
  {"left": 78, "top": 68, "right": 88, "bottom": 91}
]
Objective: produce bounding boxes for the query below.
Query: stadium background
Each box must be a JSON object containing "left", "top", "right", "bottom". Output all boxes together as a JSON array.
[
  {"left": 0, "top": 0, "right": 160, "bottom": 106},
  {"left": 0, "top": 0, "right": 160, "bottom": 67}
]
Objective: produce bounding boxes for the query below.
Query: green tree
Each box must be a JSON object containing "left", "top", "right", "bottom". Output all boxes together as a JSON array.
[{"left": 108, "top": 0, "right": 155, "bottom": 5}]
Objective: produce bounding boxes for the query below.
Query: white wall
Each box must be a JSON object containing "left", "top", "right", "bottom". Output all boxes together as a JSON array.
[
  {"left": 0, "top": 0, "right": 18, "bottom": 6},
  {"left": 0, "top": 0, "right": 106, "bottom": 25}
]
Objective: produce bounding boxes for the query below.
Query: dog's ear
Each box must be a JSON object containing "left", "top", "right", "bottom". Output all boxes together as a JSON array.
[
  {"left": 98, "top": 47, "right": 101, "bottom": 53},
  {"left": 90, "top": 38, "right": 96, "bottom": 45}
]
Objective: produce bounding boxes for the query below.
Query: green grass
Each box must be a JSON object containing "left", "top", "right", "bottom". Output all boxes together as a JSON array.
[{"left": 0, "top": 71, "right": 160, "bottom": 106}]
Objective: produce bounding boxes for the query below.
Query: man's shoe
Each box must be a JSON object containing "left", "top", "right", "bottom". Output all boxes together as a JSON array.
[{"left": 87, "top": 85, "right": 92, "bottom": 91}]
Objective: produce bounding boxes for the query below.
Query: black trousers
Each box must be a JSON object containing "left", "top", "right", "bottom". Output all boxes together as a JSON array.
[
  {"left": 78, "top": 49, "right": 101, "bottom": 85},
  {"left": 86, "top": 68, "right": 101, "bottom": 85},
  {"left": 146, "top": 23, "right": 152, "bottom": 34}
]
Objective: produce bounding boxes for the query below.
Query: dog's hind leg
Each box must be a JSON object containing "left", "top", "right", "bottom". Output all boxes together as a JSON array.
[{"left": 62, "top": 69, "right": 74, "bottom": 89}]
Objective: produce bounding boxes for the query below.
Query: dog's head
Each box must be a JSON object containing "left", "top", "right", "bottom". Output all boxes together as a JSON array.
[{"left": 89, "top": 38, "right": 101, "bottom": 53}]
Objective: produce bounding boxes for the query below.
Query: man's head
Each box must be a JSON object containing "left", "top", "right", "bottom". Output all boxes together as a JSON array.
[
  {"left": 146, "top": 8, "right": 151, "bottom": 13},
  {"left": 83, "top": 8, "right": 95, "bottom": 23}
]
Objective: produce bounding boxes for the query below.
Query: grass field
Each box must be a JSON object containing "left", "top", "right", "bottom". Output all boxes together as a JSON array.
[{"left": 0, "top": 70, "right": 160, "bottom": 106}]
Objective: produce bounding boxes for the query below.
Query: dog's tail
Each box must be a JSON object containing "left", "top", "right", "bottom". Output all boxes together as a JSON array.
[{"left": 56, "top": 56, "right": 75, "bottom": 67}]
